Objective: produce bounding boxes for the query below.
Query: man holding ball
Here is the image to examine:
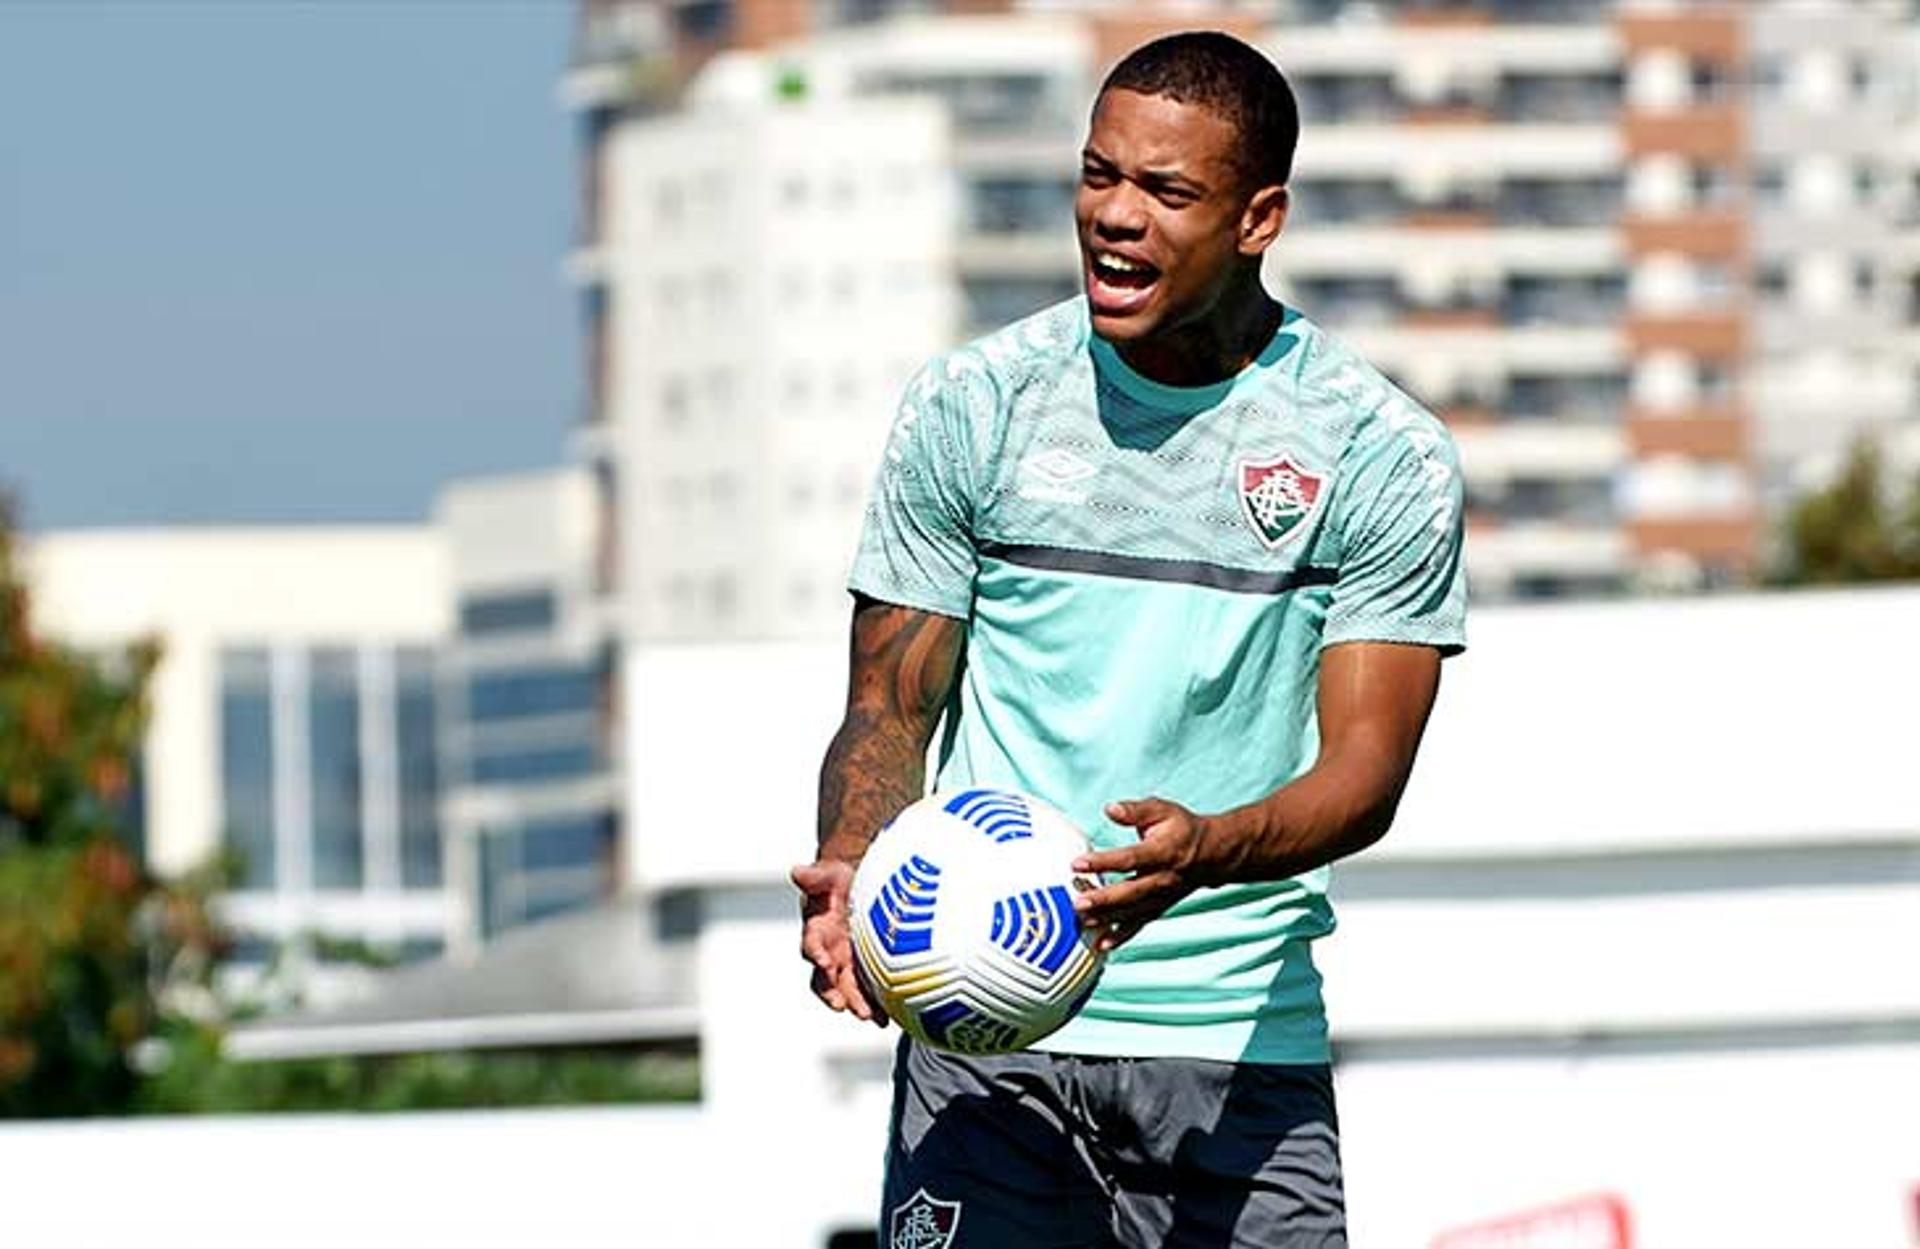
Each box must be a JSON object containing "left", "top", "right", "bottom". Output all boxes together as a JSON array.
[{"left": 794, "top": 31, "right": 1465, "bottom": 1248}]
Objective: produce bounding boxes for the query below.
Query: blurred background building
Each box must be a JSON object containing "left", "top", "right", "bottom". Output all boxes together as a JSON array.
[
  {"left": 23, "top": 529, "right": 453, "bottom": 997},
  {"left": 570, "top": 0, "right": 1920, "bottom": 603},
  {"left": 19, "top": 0, "right": 1920, "bottom": 966},
  {"left": 9, "top": 2, "right": 1920, "bottom": 1245}
]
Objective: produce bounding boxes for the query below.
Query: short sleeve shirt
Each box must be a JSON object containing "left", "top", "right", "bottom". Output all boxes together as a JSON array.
[{"left": 849, "top": 298, "right": 1466, "bottom": 1064}]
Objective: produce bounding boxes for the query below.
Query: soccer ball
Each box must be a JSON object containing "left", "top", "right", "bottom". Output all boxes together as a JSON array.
[{"left": 848, "top": 787, "right": 1106, "bottom": 1055}]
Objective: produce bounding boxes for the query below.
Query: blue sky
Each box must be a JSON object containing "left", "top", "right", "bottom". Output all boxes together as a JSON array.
[{"left": 0, "top": 1, "right": 578, "bottom": 529}]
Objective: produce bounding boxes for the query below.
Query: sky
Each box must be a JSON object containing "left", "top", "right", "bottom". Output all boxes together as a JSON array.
[{"left": 0, "top": 0, "right": 578, "bottom": 530}]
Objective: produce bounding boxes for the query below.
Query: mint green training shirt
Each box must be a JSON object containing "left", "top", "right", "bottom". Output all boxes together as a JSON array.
[{"left": 848, "top": 298, "right": 1467, "bottom": 1065}]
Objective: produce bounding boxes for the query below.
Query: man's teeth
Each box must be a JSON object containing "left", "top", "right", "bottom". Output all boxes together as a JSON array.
[{"left": 1098, "top": 253, "right": 1149, "bottom": 275}]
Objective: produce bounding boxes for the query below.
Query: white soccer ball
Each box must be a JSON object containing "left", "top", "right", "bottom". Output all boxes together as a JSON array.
[{"left": 849, "top": 787, "right": 1106, "bottom": 1055}]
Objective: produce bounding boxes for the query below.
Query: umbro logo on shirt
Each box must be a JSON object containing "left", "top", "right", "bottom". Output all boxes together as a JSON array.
[{"left": 1017, "top": 448, "right": 1096, "bottom": 503}]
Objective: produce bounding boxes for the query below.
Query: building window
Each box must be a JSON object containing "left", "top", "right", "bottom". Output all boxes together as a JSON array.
[
  {"left": 1849, "top": 54, "right": 1872, "bottom": 98},
  {"left": 1697, "top": 361, "right": 1734, "bottom": 404},
  {"left": 471, "top": 743, "right": 599, "bottom": 786},
  {"left": 1505, "top": 373, "right": 1628, "bottom": 422},
  {"left": 1854, "top": 164, "right": 1878, "bottom": 207},
  {"left": 1689, "top": 163, "right": 1735, "bottom": 209},
  {"left": 1292, "top": 73, "right": 1398, "bottom": 124},
  {"left": 467, "top": 664, "right": 601, "bottom": 723},
  {"left": 967, "top": 176, "right": 1074, "bottom": 235},
  {"left": 710, "top": 572, "right": 739, "bottom": 619},
  {"left": 220, "top": 648, "right": 276, "bottom": 890},
  {"left": 1688, "top": 61, "right": 1728, "bottom": 104},
  {"left": 661, "top": 376, "right": 691, "bottom": 428},
  {"left": 960, "top": 276, "right": 1078, "bottom": 335},
  {"left": 396, "top": 647, "right": 441, "bottom": 889},
  {"left": 1292, "top": 177, "right": 1401, "bottom": 226},
  {"left": 862, "top": 70, "right": 1054, "bottom": 133},
  {"left": 308, "top": 649, "right": 362, "bottom": 891},
  {"left": 1496, "top": 176, "right": 1621, "bottom": 227},
  {"left": 655, "top": 181, "right": 685, "bottom": 228},
  {"left": 1495, "top": 70, "right": 1621, "bottom": 122},
  {"left": 458, "top": 589, "right": 556, "bottom": 637},
  {"left": 1291, "top": 275, "right": 1399, "bottom": 327},
  {"left": 1757, "top": 262, "right": 1790, "bottom": 298},
  {"left": 478, "top": 814, "right": 614, "bottom": 937},
  {"left": 1754, "top": 163, "right": 1788, "bottom": 207},
  {"left": 1504, "top": 274, "right": 1625, "bottom": 326}
]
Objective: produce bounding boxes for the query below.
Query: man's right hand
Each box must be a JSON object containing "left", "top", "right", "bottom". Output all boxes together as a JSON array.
[{"left": 792, "top": 857, "right": 888, "bottom": 1027}]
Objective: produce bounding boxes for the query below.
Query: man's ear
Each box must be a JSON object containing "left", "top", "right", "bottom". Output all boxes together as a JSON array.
[{"left": 1238, "top": 184, "right": 1290, "bottom": 257}]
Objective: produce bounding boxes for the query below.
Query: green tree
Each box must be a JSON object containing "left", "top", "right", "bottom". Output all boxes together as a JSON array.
[
  {"left": 0, "top": 496, "right": 191, "bottom": 1116},
  {"left": 1775, "top": 438, "right": 1920, "bottom": 586}
]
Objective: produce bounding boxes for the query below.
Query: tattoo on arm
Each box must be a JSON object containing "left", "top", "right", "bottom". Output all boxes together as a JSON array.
[{"left": 816, "top": 601, "right": 965, "bottom": 862}]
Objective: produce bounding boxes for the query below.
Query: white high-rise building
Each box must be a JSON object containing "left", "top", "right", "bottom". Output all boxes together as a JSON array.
[{"left": 568, "top": 58, "right": 958, "bottom": 642}]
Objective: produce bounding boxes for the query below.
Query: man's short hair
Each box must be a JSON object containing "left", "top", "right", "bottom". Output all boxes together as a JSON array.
[{"left": 1100, "top": 31, "right": 1300, "bottom": 189}]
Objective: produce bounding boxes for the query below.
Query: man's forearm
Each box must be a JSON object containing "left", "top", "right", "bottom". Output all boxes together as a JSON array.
[
  {"left": 816, "top": 714, "right": 928, "bottom": 864},
  {"left": 814, "top": 602, "right": 965, "bottom": 864},
  {"left": 1199, "top": 748, "right": 1411, "bottom": 885}
]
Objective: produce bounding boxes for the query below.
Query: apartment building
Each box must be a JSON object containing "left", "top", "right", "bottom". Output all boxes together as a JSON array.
[
  {"left": 566, "top": 0, "right": 1920, "bottom": 604},
  {"left": 566, "top": 18, "right": 959, "bottom": 642}
]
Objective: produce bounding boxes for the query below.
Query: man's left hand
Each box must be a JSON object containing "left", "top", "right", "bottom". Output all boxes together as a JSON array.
[{"left": 1071, "top": 797, "right": 1215, "bottom": 951}]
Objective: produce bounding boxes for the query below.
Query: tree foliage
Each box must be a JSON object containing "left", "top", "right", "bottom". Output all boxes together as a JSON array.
[
  {"left": 0, "top": 496, "right": 190, "bottom": 1116},
  {"left": 1775, "top": 438, "right": 1920, "bottom": 586}
]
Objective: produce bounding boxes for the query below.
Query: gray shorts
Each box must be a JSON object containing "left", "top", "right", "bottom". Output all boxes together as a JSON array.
[{"left": 882, "top": 1038, "right": 1346, "bottom": 1249}]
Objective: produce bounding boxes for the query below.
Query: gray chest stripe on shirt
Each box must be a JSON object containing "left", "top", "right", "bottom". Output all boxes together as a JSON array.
[{"left": 977, "top": 540, "right": 1339, "bottom": 596}]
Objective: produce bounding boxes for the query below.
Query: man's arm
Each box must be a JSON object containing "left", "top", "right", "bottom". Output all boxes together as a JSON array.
[
  {"left": 792, "top": 595, "right": 966, "bottom": 1021},
  {"left": 1072, "top": 640, "right": 1443, "bottom": 949}
]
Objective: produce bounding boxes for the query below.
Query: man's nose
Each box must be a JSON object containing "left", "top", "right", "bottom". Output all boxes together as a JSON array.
[{"left": 1090, "top": 184, "right": 1149, "bottom": 238}]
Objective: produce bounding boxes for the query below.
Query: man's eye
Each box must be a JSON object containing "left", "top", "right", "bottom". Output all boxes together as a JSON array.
[{"left": 1081, "top": 166, "right": 1115, "bottom": 185}]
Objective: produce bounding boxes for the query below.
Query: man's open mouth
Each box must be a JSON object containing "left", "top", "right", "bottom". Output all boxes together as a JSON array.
[{"left": 1086, "top": 249, "right": 1162, "bottom": 314}]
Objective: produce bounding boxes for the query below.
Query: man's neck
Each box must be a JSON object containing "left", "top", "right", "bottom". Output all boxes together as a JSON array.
[{"left": 1114, "top": 280, "right": 1283, "bottom": 389}]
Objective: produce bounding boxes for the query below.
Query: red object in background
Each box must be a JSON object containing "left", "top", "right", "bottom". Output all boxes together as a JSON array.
[
  {"left": 1909, "top": 1182, "right": 1919, "bottom": 1248},
  {"left": 1432, "top": 1193, "right": 1632, "bottom": 1249}
]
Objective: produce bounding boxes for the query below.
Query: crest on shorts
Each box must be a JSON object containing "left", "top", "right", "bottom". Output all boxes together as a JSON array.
[
  {"left": 889, "top": 1188, "right": 962, "bottom": 1249},
  {"left": 1237, "top": 455, "right": 1327, "bottom": 549}
]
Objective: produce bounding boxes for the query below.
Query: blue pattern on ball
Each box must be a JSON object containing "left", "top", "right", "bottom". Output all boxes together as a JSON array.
[
  {"left": 988, "top": 885, "right": 1080, "bottom": 974},
  {"left": 868, "top": 854, "right": 942, "bottom": 957},
  {"left": 942, "top": 788, "right": 1034, "bottom": 842}
]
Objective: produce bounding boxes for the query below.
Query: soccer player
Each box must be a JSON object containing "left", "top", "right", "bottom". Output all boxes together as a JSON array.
[{"left": 793, "top": 30, "right": 1465, "bottom": 1249}]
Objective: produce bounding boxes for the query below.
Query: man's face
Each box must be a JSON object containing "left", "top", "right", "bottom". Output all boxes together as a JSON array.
[{"left": 1075, "top": 88, "right": 1273, "bottom": 346}]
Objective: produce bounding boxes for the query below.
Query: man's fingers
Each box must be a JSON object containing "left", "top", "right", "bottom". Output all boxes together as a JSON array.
[
  {"left": 1074, "top": 844, "right": 1142, "bottom": 875},
  {"left": 1073, "top": 871, "right": 1177, "bottom": 924},
  {"left": 812, "top": 965, "right": 848, "bottom": 1012},
  {"left": 1105, "top": 797, "right": 1175, "bottom": 828},
  {"left": 799, "top": 924, "right": 840, "bottom": 968},
  {"left": 1075, "top": 835, "right": 1184, "bottom": 876}
]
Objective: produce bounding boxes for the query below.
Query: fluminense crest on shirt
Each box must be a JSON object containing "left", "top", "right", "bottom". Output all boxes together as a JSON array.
[
  {"left": 1237, "top": 455, "right": 1328, "bottom": 549},
  {"left": 889, "top": 1189, "right": 962, "bottom": 1249}
]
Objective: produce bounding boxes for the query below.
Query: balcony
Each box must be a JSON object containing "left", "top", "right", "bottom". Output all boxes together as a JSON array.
[
  {"left": 1621, "top": 104, "right": 1745, "bottom": 161},
  {"left": 1494, "top": 73, "right": 1623, "bottom": 124},
  {"left": 1622, "top": 212, "right": 1747, "bottom": 260},
  {"left": 1625, "top": 411, "right": 1749, "bottom": 461},
  {"left": 1624, "top": 311, "right": 1746, "bottom": 358},
  {"left": 1626, "top": 513, "right": 1760, "bottom": 568}
]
